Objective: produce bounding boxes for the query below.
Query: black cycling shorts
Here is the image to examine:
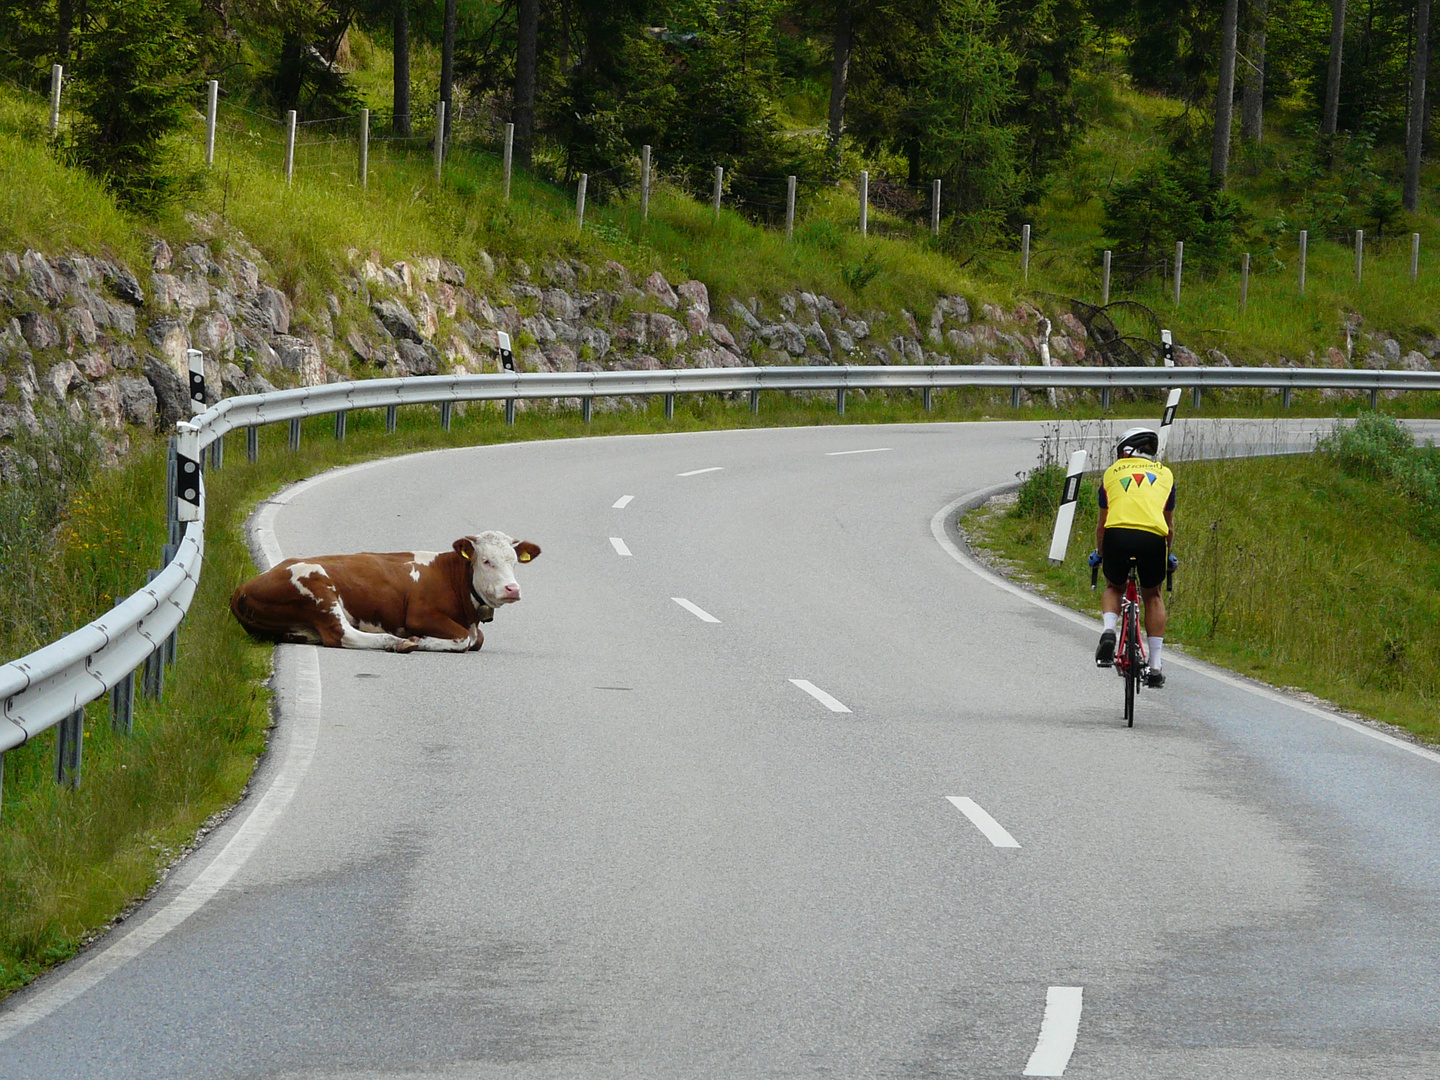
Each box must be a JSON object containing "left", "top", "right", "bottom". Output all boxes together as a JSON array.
[{"left": 1102, "top": 527, "right": 1168, "bottom": 589}]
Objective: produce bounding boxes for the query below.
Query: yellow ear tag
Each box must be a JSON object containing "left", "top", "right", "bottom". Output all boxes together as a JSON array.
[
  {"left": 461, "top": 550, "right": 470, "bottom": 560},
  {"left": 519, "top": 552, "right": 531, "bottom": 562}
]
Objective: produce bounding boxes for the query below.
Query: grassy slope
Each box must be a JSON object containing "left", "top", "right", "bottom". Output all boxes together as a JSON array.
[{"left": 964, "top": 450, "right": 1440, "bottom": 743}]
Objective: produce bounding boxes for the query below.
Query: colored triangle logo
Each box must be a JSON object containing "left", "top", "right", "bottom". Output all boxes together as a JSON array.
[
  {"left": 1146, "top": 472, "right": 1157, "bottom": 484},
  {"left": 1120, "top": 476, "right": 1132, "bottom": 491}
]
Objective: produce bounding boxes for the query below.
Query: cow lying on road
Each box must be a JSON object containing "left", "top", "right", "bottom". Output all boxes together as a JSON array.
[{"left": 231, "top": 531, "right": 541, "bottom": 652}]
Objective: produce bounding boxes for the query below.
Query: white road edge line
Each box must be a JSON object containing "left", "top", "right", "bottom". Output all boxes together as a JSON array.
[
  {"left": 677, "top": 466, "right": 724, "bottom": 476},
  {"left": 789, "top": 679, "right": 852, "bottom": 713},
  {"left": 945, "top": 796, "right": 1021, "bottom": 848},
  {"left": 826, "top": 447, "right": 893, "bottom": 456},
  {"left": 930, "top": 485, "right": 1440, "bottom": 769},
  {"left": 672, "top": 597, "right": 721, "bottom": 623},
  {"left": 612, "top": 494, "right": 634, "bottom": 509},
  {"left": 610, "top": 537, "right": 633, "bottom": 557},
  {"left": 1024, "top": 986, "right": 1083, "bottom": 1076}
]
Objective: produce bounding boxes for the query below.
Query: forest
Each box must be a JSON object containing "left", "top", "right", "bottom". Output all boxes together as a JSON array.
[{"left": 1, "top": 0, "right": 1438, "bottom": 281}]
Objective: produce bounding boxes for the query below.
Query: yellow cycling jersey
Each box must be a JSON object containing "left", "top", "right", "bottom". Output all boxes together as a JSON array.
[{"left": 1099, "top": 456, "right": 1175, "bottom": 536}]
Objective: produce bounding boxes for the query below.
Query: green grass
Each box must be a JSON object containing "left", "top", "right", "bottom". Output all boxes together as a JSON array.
[{"left": 963, "top": 427, "right": 1440, "bottom": 743}]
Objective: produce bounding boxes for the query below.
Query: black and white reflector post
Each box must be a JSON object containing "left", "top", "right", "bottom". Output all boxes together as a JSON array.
[
  {"left": 497, "top": 330, "right": 515, "bottom": 372},
  {"left": 187, "top": 348, "right": 206, "bottom": 415},
  {"left": 1157, "top": 330, "right": 1182, "bottom": 460},
  {"left": 1047, "top": 450, "right": 1088, "bottom": 565},
  {"left": 175, "top": 422, "right": 202, "bottom": 523}
]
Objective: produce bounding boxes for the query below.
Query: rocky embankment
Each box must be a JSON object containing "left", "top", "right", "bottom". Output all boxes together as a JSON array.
[{"left": 1, "top": 219, "right": 1434, "bottom": 477}]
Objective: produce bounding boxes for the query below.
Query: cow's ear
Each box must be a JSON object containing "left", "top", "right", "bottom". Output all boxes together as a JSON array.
[
  {"left": 453, "top": 538, "right": 474, "bottom": 560},
  {"left": 513, "top": 540, "right": 541, "bottom": 563}
]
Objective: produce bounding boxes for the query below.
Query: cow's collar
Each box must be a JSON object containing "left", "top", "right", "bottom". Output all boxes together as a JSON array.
[{"left": 468, "top": 579, "right": 496, "bottom": 623}]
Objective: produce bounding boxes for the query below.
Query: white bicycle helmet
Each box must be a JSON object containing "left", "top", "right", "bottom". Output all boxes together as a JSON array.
[{"left": 1116, "top": 426, "right": 1159, "bottom": 458}]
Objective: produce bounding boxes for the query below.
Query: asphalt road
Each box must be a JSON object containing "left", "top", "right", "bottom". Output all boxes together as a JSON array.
[{"left": 4, "top": 418, "right": 1440, "bottom": 1079}]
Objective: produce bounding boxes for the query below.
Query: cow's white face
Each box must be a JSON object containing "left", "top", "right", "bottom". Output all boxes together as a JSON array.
[{"left": 457, "top": 531, "right": 541, "bottom": 606}]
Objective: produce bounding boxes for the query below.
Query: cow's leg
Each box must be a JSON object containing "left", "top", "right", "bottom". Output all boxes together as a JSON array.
[
  {"left": 398, "top": 612, "right": 478, "bottom": 652},
  {"left": 304, "top": 584, "right": 416, "bottom": 652}
]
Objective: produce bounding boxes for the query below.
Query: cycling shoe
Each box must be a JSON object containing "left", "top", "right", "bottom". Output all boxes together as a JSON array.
[
  {"left": 1095, "top": 630, "right": 1116, "bottom": 667},
  {"left": 1147, "top": 668, "right": 1166, "bottom": 689}
]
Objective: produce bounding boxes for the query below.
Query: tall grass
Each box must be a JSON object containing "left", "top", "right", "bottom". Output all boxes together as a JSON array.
[{"left": 968, "top": 414, "right": 1440, "bottom": 741}]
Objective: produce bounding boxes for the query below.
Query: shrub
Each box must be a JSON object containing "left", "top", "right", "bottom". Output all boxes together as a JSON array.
[{"left": 1101, "top": 160, "right": 1246, "bottom": 281}]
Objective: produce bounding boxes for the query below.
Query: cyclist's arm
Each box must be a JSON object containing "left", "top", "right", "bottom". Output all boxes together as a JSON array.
[
  {"left": 1095, "top": 508, "right": 1107, "bottom": 553},
  {"left": 1164, "top": 507, "right": 1174, "bottom": 548}
]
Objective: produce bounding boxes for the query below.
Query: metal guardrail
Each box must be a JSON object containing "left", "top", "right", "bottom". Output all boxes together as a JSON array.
[{"left": 4, "top": 360, "right": 1440, "bottom": 805}]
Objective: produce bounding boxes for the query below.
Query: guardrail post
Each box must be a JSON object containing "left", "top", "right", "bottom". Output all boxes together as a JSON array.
[
  {"left": 1282, "top": 386, "right": 1292, "bottom": 409},
  {"left": 581, "top": 397, "right": 592, "bottom": 424},
  {"left": 247, "top": 425, "right": 258, "bottom": 462},
  {"left": 440, "top": 401, "right": 452, "bottom": 431},
  {"left": 750, "top": 389, "right": 760, "bottom": 414},
  {"left": 335, "top": 411, "right": 348, "bottom": 439},
  {"left": 1193, "top": 386, "right": 1203, "bottom": 408},
  {"left": 836, "top": 388, "right": 846, "bottom": 415},
  {"left": 111, "top": 668, "right": 136, "bottom": 735},
  {"left": 165, "top": 435, "right": 178, "bottom": 546},
  {"left": 55, "top": 709, "right": 83, "bottom": 789},
  {"left": 922, "top": 386, "right": 933, "bottom": 411},
  {"left": 205, "top": 80, "right": 218, "bottom": 167},
  {"left": 1370, "top": 387, "right": 1379, "bottom": 409},
  {"left": 386, "top": 405, "right": 398, "bottom": 433},
  {"left": 503, "top": 123, "right": 514, "bottom": 200},
  {"left": 289, "top": 417, "right": 302, "bottom": 451},
  {"left": 1011, "top": 385, "right": 1022, "bottom": 409},
  {"left": 504, "top": 398, "right": 516, "bottom": 425},
  {"left": 664, "top": 393, "right": 675, "bottom": 420},
  {"left": 1101, "top": 386, "right": 1111, "bottom": 410}
]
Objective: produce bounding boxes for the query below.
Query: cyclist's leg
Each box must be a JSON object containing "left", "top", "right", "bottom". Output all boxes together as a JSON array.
[{"left": 1096, "top": 534, "right": 1134, "bottom": 666}]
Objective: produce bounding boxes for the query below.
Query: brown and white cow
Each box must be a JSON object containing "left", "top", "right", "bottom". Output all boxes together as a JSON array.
[{"left": 231, "top": 531, "right": 541, "bottom": 653}]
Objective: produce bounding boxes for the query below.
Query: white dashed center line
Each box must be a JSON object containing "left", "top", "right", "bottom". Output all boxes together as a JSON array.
[
  {"left": 671, "top": 598, "right": 720, "bottom": 623},
  {"left": 678, "top": 467, "right": 724, "bottom": 477},
  {"left": 825, "top": 447, "right": 892, "bottom": 456},
  {"left": 612, "top": 495, "right": 634, "bottom": 509},
  {"left": 1023, "top": 986, "right": 1083, "bottom": 1076},
  {"left": 789, "top": 679, "right": 852, "bottom": 713},
  {"left": 609, "top": 537, "right": 632, "bottom": 557},
  {"left": 945, "top": 796, "right": 1021, "bottom": 848}
]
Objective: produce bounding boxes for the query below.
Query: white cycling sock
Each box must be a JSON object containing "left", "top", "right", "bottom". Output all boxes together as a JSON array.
[
  {"left": 1103, "top": 613, "right": 1118, "bottom": 633},
  {"left": 1148, "top": 637, "right": 1163, "bottom": 669}
]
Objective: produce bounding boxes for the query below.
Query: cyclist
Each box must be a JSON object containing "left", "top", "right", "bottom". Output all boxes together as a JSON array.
[{"left": 1090, "top": 427, "right": 1175, "bottom": 688}]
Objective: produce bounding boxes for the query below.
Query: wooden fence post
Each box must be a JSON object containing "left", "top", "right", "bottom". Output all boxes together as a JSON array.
[
  {"left": 49, "top": 64, "right": 62, "bottom": 135},
  {"left": 641, "top": 144, "right": 651, "bottom": 221},
  {"left": 1355, "top": 228, "right": 1364, "bottom": 284},
  {"left": 1101, "top": 250, "right": 1111, "bottom": 306},
  {"left": 1299, "top": 230, "right": 1308, "bottom": 295},
  {"left": 1173, "top": 240, "right": 1184, "bottom": 305},
  {"left": 502, "top": 122, "right": 514, "bottom": 200},
  {"left": 786, "top": 175, "right": 796, "bottom": 240},
  {"left": 1021, "top": 224, "right": 1031, "bottom": 282},
  {"left": 859, "top": 170, "right": 868, "bottom": 237},
  {"left": 712, "top": 165, "right": 723, "bottom": 219},
  {"left": 931, "top": 179, "right": 941, "bottom": 236},
  {"left": 576, "top": 173, "right": 587, "bottom": 228},
  {"left": 359, "top": 108, "right": 369, "bottom": 188},
  {"left": 1413, "top": 232, "right": 1421, "bottom": 281},
  {"left": 433, "top": 100, "right": 446, "bottom": 181},
  {"left": 284, "top": 109, "right": 296, "bottom": 184},
  {"left": 1240, "top": 252, "right": 1250, "bottom": 313},
  {"left": 205, "top": 80, "right": 218, "bottom": 167}
]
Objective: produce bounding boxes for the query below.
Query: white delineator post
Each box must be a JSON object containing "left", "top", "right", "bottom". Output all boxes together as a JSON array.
[
  {"left": 1047, "top": 450, "right": 1089, "bottom": 566},
  {"left": 576, "top": 173, "right": 587, "bottom": 229},
  {"left": 1022, "top": 224, "right": 1031, "bottom": 282},
  {"left": 931, "top": 179, "right": 941, "bottom": 236},
  {"left": 1173, "top": 240, "right": 1184, "bottom": 304},
  {"left": 434, "top": 100, "right": 446, "bottom": 181},
  {"left": 859, "top": 169, "right": 868, "bottom": 237},
  {"left": 284, "top": 109, "right": 296, "bottom": 184},
  {"left": 174, "top": 422, "right": 202, "bottom": 524},
  {"left": 49, "top": 64, "right": 62, "bottom": 135},
  {"left": 359, "top": 108, "right": 369, "bottom": 188},
  {"left": 186, "top": 349, "right": 206, "bottom": 415},
  {"left": 205, "top": 80, "right": 218, "bottom": 167},
  {"left": 1157, "top": 329, "right": 1183, "bottom": 460},
  {"left": 502, "top": 122, "right": 514, "bottom": 200},
  {"left": 1102, "top": 249, "right": 1111, "bottom": 306},
  {"left": 496, "top": 330, "right": 515, "bottom": 371},
  {"left": 1298, "top": 229, "right": 1308, "bottom": 295},
  {"left": 785, "top": 175, "right": 796, "bottom": 240},
  {"left": 640, "top": 144, "right": 651, "bottom": 221},
  {"left": 712, "top": 165, "right": 723, "bottom": 219}
]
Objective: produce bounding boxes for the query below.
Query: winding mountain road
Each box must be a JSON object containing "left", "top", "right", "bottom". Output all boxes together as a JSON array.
[{"left": 4, "top": 419, "right": 1440, "bottom": 1079}]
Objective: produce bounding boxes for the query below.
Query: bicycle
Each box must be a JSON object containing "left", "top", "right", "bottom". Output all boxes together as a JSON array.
[{"left": 1091, "top": 553, "right": 1175, "bottom": 727}]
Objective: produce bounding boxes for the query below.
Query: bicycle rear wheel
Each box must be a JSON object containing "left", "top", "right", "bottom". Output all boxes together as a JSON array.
[{"left": 1123, "top": 609, "right": 1139, "bottom": 727}]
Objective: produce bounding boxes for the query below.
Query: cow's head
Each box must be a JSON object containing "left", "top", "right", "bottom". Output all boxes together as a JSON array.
[{"left": 455, "top": 531, "right": 541, "bottom": 606}]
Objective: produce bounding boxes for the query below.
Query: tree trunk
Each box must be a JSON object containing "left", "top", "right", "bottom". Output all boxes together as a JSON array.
[
  {"left": 514, "top": 0, "right": 539, "bottom": 168},
  {"left": 827, "top": 0, "right": 853, "bottom": 173},
  {"left": 1323, "top": 0, "right": 1346, "bottom": 136},
  {"left": 440, "top": 0, "right": 457, "bottom": 142},
  {"left": 57, "top": 0, "right": 73, "bottom": 61},
  {"left": 393, "top": 0, "right": 411, "bottom": 138},
  {"left": 1240, "top": 0, "right": 1268, "bottom": 144},
  {"left": 1211, "top": 0, "right": 1240, "bottom": 183},
  {"left": 1405, "top": 0, "right": 1432, "bottom": 210},
  {"left": 277, "top": 35, "right": 304, "bottom": 111}
]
